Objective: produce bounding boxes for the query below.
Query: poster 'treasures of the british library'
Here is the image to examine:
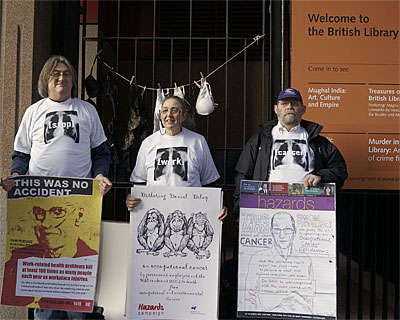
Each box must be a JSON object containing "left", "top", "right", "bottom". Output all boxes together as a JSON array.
[
  {"left": 128, "top": 185, "right": 222, "bottom": 320},
  {"left": 237, "top": 181, "right": 337, "bottom": 320},
  {"left": 1, "top": 176, "right": 102, "bottom": 312}
]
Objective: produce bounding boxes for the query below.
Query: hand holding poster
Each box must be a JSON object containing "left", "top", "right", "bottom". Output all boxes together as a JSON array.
[
  {"left": 1, "top": 176, "right": 102, "bottom": 312},
  {"left": 237, "top": 181, "right": 337, "bottom": 319},
  {"left": 128, "top": 185, "right": 222, "bottom": 320}
]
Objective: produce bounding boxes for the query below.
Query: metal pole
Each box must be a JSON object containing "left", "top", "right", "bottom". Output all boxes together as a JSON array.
[
  {"left": 80, "top": 0, "right": 87, "bottom": 99},
  {"left": 269, "top": 0, "right": 284, "bottom": 120}
]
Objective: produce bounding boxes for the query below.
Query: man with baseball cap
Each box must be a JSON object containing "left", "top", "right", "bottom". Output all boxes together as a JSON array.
[{"left": 233, "top": 88, "right": 348, "bottom": 215}]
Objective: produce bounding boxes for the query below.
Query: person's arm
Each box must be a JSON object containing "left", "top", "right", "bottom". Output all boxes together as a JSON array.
[
  {"left": 303, "top": 174, "right": 321, "bottom": 189},
  {"left": 91, "top": 141, "right": 110, "bottom": 177},
  {"left": 1, "top": 151, "right": 30, "bottom": 192},
  {"left": 126, "top": 143, "right": 148, "bottom": 211},
  {"left": 200, "top": 180, "right": 228, "bottom": 222},
  {"left": 217, "top": 206, "right": 228, "bottom": 221},
  {"left": 95, "top": 173, "right": 112, "bottom": 195},
  {"left": 1, "top": 173, "right": 20, "bottom": 191},
  {"left": 11, "top": 150, "right": 30, "bottom": 175},
  {"left": 91, "top": 142, "right": 112, "bottom": 195},
  {"left": 308, "top": 136, "right": 348, "bottom": 189},
  {"left": 126, "top": 193, "right": 142, "bottom": 211},
  {"left": 2, "top": 103, "right": 34, "bottom": 191}
]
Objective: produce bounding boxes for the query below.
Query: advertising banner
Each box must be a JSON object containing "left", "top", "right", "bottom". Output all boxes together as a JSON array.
[
  {"left": 128, "top": 185, "right": 222, "bottom": 320},
  {"left": 291, "top": 0, "right": 400, "bottom": 190},
  {"left": 1, "top": 176, "right": 102, "bottom": 312},
  {"left": 237, "top": 180, "right": 337, "bottom": 320}
]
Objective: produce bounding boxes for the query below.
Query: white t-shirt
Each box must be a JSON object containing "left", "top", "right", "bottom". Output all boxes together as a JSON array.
[
  {"left": 130, "top": 127, "right": 220, "bottom": 187},
  {"left": 268, "top": 122, "right": 315, "bottom": 183},
  {"left": 14, "top": 98, "right": 107, "bottom": 178}
]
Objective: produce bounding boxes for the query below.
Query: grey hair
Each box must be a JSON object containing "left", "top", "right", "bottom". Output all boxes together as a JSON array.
[
  {"left": 162, "top": 96, "right": 186, "bottom": 112},
  {"left": 37, "top": 55, "right": 78, "bottom": 98}
]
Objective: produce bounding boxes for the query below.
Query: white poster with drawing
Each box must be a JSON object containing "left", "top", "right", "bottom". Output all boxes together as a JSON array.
[
  {"left": 237, "top": 181, "right": 337, "bottom": 320},
  {"left": 127, "top": 185, "right": 222, "bottom": 320}
]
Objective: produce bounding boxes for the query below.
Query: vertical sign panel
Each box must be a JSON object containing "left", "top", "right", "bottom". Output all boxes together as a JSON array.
[{"left": 291, "top": 0, "right": 400, "bottom": 190}]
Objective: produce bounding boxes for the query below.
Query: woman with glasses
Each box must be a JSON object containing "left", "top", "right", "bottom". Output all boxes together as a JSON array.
[{"left": 126, "top": 95, "right": 227, "bottom": 221}]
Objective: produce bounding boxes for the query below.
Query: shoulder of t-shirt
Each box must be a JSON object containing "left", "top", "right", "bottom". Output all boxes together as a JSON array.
[
  {"left": 140, "top": 130, "right": 161, "bottom": 146},
  {"left": 182, "top": 127, "right": 206, "bottom": 142},
  {"left": 20, "top": 98, "right": 47, "bottom": 120},
  {"left": 24, "top": 98, "right": 47, "bottom": 112}
]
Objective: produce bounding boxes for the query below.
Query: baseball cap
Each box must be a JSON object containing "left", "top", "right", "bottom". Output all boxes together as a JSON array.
[{"left": 277, "top": 88, "right": 303, "bottom": 102}]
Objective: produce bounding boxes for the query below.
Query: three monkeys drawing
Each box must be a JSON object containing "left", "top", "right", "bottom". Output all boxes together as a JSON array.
[{"left": 137, "top": 208, "right": 214, "bottom": 259}]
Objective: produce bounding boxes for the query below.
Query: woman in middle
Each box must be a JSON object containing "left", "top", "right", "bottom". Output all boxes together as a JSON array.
[{"left": 126, "top": 95, "right": 227, "bottom": 221}]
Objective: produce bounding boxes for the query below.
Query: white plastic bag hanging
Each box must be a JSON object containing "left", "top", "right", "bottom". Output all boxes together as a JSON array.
[
  {"left": 174, "top": 85, "right": 185, "bottom": 99},
  {"left": 153, "top": 88, "right": 166, "bottom": 133},
  {"left": 195, "top": 78, "right": 217, "bottom": 115}
]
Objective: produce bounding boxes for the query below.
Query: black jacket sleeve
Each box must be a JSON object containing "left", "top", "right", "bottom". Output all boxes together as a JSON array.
[
  {"left": 312, "top": 136, "right": 348, "bottom": 189},
  {"left": 91, "top": 141, "right": 111, "bottom": 177},
  {"left": 11, "top": 150, "right": 30, "bottom": 175}
]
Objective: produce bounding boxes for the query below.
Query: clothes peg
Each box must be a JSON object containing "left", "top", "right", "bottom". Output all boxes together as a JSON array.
[
  {"left": 158, "top": 83, "right": 162, "bottom": 89},
  {"left": 254, "top": 34, "right": 264, "bottom": 44},
  {"left": 174, "top": 82, "right": 178, "bottom": 90},
  {"left": 130, "top": 76, "right": 135, "bottom": 86},
  {"left": 194, "top": 81, "right": 201, "bottom": 88},
  {"left": 200, "top": 72, "right": 205, "bottom": 79}
]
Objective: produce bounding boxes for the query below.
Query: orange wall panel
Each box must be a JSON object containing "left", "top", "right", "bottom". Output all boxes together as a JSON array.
[{"left": 292, "top": 0, "right": 400, "bottom": 190}]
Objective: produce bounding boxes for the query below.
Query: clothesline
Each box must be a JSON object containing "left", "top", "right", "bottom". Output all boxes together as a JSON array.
[{"left": 95, "top": 34, "right": 265, "bottom": 92}]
